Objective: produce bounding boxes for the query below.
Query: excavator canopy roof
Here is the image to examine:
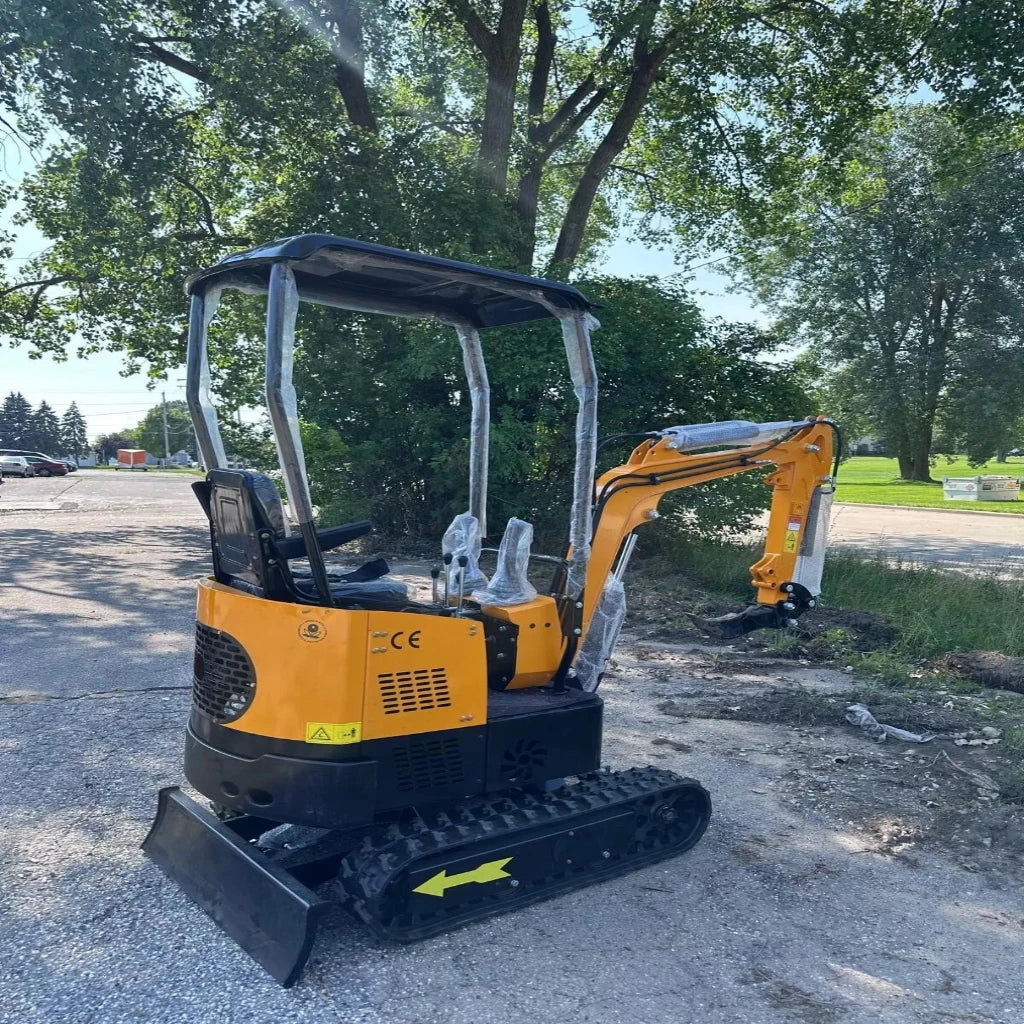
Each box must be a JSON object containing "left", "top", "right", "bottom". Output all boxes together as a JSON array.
[{"left": 185, "top": 233, "right": 593, "bottom": 329}]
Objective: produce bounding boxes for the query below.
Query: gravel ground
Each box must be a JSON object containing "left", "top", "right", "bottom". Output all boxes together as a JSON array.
[{"left": 1, "top": 474, "right": 1022, "bottom": 1023}]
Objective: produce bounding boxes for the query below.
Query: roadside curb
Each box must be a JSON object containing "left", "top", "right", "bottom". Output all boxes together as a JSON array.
[{"left": 833, "top": 501, "right": 1024, "bottom": 519}]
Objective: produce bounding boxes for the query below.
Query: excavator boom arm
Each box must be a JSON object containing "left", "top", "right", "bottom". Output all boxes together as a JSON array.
[{"left": 582, "top": 419, "right": 836, "bottom": 633}]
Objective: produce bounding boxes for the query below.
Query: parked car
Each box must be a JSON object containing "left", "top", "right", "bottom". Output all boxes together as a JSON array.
[
  {"left": 0, "top": 456, "right": 35, "bottom": 477},
  {"left": 24, "top": 456, "right": 68, "bottom": 477},
  {"left": 1006, "top": 447, "right": 1024, "bottom": 457},
  {"left": 62, "top": 460, "right": 78, "bottom": 473}
]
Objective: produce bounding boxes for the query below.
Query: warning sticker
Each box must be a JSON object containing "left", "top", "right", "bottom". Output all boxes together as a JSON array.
[
  {"left": 305, "top": 721, "right": 362, "bottom": 745},
  {"left": 783, "top": 533, "right": 800, "bottom": 553},
  {"left": 787, "top": 516, "right": 802, "bottom": 532}
]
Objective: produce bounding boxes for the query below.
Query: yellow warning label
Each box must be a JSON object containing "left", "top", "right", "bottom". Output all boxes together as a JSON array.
[
  {"left": 305, "top": 721, "right": 362, "bottom": 744},
  {"left": 783, "top": 531, "right": 800, "bottom": 553}
]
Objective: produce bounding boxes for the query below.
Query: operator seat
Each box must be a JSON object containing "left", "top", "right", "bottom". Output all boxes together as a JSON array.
[{"left": 193, "top": 468, "right": 409, "bottom": 607}]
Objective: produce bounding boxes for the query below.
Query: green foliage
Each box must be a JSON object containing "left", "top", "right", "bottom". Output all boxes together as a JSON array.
[
  {"left": 60, "top": 401, "right": 89, "bottom": 458},
  {"left": 0, "top": 392, "right": 33, "bottom": 447},
  {"left": 95, "top": 431, "right": 140, "bottom": 462},
  {"left": 136, "top": 399, "right": 194, "bottom": 458},
  {"left": 742, "top": 106, "right": 1024, "bottom": 480},
  {"left": 0, "top": 392, "right": 82, "bottom": 455},
  {"left": 286, "top": 276, "right": 809, "bottom": 545},
  {"left": 29, "top": 401, "right": 61, "bottom": 454},
  {"left": 0, "top": 1, "right": 973, "bottom": 383}
]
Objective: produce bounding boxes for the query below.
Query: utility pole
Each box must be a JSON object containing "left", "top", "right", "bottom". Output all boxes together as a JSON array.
[{"left": 161, "top": 391, "right": 171, "bottom": 467}]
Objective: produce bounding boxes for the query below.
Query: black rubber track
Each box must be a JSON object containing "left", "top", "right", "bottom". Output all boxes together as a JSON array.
[{"left": 334, "top": 766, "right": 711, "bottom": 941}]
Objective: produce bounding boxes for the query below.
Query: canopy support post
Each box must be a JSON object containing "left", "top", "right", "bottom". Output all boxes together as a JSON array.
[
  {"left": 455, "top": 323, "right": 490, "bottom": 539},
  {"left": 265, "top": 262, "right": 332, "bottom": 606},
  {"left": 185, "top": 291, "right": 228, "bottom": 471}
]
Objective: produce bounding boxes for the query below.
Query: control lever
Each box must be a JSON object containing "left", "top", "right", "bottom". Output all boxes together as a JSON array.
[
  {"left": 442, "top": 552, "right": 453, "bottom": 607},
  {"left": 455, "top": 554, "right": 468, "bottom": 615},
  {"left": 430, "top": 566, "right": 441, "bottom": 604}
]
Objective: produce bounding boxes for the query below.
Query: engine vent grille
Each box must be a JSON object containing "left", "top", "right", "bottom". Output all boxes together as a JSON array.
[
  {"left": 378, "top": 668, "right": 451, "bottom": 715},
  {"left": 393, "top": 736, "right": 465, "bottom": 793},
  {"left": 193, "top": 623, "right": 256, "bottom": 724}
]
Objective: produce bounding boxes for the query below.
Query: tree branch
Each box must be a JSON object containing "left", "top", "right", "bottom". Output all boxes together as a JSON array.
[
  {"left": 526, "top": 2, "right": 556, "bottom": 123},
  {"left": 0, "top": 275, "right": 81, "bottom": 299},
  {"left": 445, "top": 0, "right": 495, "bottom": 58},
  {"left": 171, "top": 174, "right": 217, "bottom": 236},
  {"left": 132, "top": 38, "right": 215, "bottom": 84}
]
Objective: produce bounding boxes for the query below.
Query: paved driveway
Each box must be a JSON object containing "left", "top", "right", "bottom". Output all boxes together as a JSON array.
[{"left": 830, "top": 503, "right": 1024, "bottom": 575}]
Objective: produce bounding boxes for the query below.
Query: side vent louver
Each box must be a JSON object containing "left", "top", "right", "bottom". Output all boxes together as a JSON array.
[
  {"left": 378, "top": 668, "right": 451, "bottom": 715},
  {"left": 393, "top": 737, "right": 465, "bottom": 792}
]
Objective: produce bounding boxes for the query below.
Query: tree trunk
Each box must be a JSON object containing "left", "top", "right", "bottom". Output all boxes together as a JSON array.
[
  {"left": 896, "top": 439, "right": 934, "bottom": 481},
  {"left": 456, "top": 0, "right": 528, "bottom": 195},
  {"left": 329, "top": 0, "right": 378, "bottom": 131},
  {"left": 549, "top": 59, "right": 661, "bottom": 272}
]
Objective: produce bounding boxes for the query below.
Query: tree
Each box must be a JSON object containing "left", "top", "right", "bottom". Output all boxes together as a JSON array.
[
  {"left": 29, "top": 400, "right": 62, "bottom": 454},
  {"left": 0, "top": 1, "right": 957, "bottom": 387},
  {"left": 3, "top": 2, "right": 1020, "bottom": 536},
  {"left": 740, "top": 106, "right": 1024, "bottom": 480},
  {"left": 292, "top": 276, "right": 810, "bottom": 543},
  {"left": 95, "top": 431, "right": 139, "bottom": 462},
  {"left": 136, "top": 399, "right": 194, "bottom": 459},
  {"left": 60, "top": 401, "right": 89, "bottom": 458},
  {"left": 0, "top": 391, "right": 32, "bottom": 447}
]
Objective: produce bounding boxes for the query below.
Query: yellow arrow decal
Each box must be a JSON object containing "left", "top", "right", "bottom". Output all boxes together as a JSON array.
[{"left": 412, "top": 857, "right": 513, "bottom": 897}]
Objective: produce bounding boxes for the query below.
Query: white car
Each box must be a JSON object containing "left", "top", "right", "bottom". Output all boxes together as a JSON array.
[{"left": 0, "top": 456, "right": 35, "bottom": 477}]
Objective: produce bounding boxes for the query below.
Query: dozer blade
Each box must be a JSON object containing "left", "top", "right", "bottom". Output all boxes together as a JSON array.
[{"left": 142, "top": 787, "right": 329, "bottom": 987}]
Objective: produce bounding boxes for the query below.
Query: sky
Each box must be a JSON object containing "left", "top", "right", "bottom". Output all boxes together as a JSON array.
[{"left": 1, "top": 164, "right": 761, "bottom": 441}]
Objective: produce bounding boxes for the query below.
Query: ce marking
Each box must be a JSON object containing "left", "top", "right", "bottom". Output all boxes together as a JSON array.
[{"left": 390, "top": 630, "right": 422, "bottom": 650}]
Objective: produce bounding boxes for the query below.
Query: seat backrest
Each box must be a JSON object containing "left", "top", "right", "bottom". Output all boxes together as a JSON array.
[{"left": 202, "top": 469, "right": 291, "bottom": 597}]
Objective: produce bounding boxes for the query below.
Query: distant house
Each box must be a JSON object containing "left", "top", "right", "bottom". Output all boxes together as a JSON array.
[
  {"left": 851, "top": 437, "right": 886, "bottom": 455},
  {"left": 170, "top": 449, "right": 192, "bottom": 467}
]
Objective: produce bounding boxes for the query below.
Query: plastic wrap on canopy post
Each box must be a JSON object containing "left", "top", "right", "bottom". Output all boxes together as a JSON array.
[
  {"left": 185, "top": 288, "right": 228, "bottom": 470},
  {"left": 657, "top": 419, "right": 812, "bottom": 451},
  {"left": 572, "top": 576, "right": 626, "bottom": 692},
  {"left": 555, "top": 310, "right": 600, "bottom": 599},
  {"left": 454, "top": 323, "right": 489, "bottom": 539},
  {"left": 473, "top": 518, "right": 537, "bottom": 606},
  {"left": 441, "top": 512, "right": 488, "bottom": 593},
  {"left": 793, "top": 486, "right": 834, "bottom": 597},
  {"left": 266, "top": 262, "right": 332, "bottom": 606},
  {"left": 265, "top": 263, "right": 312, "bottom": 526}
]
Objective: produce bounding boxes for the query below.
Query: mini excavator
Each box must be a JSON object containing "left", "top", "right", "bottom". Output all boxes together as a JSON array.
[{"left": 143, "top": 235, "right": 837, "bottom": 985}]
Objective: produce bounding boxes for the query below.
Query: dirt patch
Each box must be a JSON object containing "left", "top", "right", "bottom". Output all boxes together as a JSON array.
[
  {"left": 657, "top": 687, "right": 983, "bottom": 734},
  {"left": 629, "top": 582, "right": 898, "bottom": 661},
  {"left": 743, "top": 967, "right": 846, "bottom": 1024},
  {"left": 650, "top": 736, "right": 692, "bottom": 753},
  {"left": 937, "top": 650, "right": 1024, "bottom": 693},
  {"left": 793, "top": 607, "right": 897, "bottom": 653}
]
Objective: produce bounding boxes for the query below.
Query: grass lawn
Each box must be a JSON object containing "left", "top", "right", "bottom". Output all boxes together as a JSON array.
[{"left": 835, "top": 455, "right": 1024, "bottom": 513}]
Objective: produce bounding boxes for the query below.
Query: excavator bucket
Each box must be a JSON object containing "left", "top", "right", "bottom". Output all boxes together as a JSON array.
[
  {"left": 142, "top": 788, "right": 329, "bottom": 987},
  {"left": 687, "top": 604, "right": 787, "bottom": 641}
]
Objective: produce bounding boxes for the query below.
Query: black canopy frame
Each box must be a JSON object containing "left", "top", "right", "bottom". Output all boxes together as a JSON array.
[{"left": 184, "top": 234, "right": 599, "bottom": 607}]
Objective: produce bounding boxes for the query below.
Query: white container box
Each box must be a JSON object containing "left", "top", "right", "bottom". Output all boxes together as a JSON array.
[{"left": 942, "top": 475, "right": 1021, "bottom": 501}]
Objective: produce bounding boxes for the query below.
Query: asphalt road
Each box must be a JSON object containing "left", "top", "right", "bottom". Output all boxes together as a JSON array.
[
  {"left": 828, "top": 502, "right": 1024, "bottom": 575},
  {"left": 1, "top": 472, "right": 1022, "bottom": 1023}
]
